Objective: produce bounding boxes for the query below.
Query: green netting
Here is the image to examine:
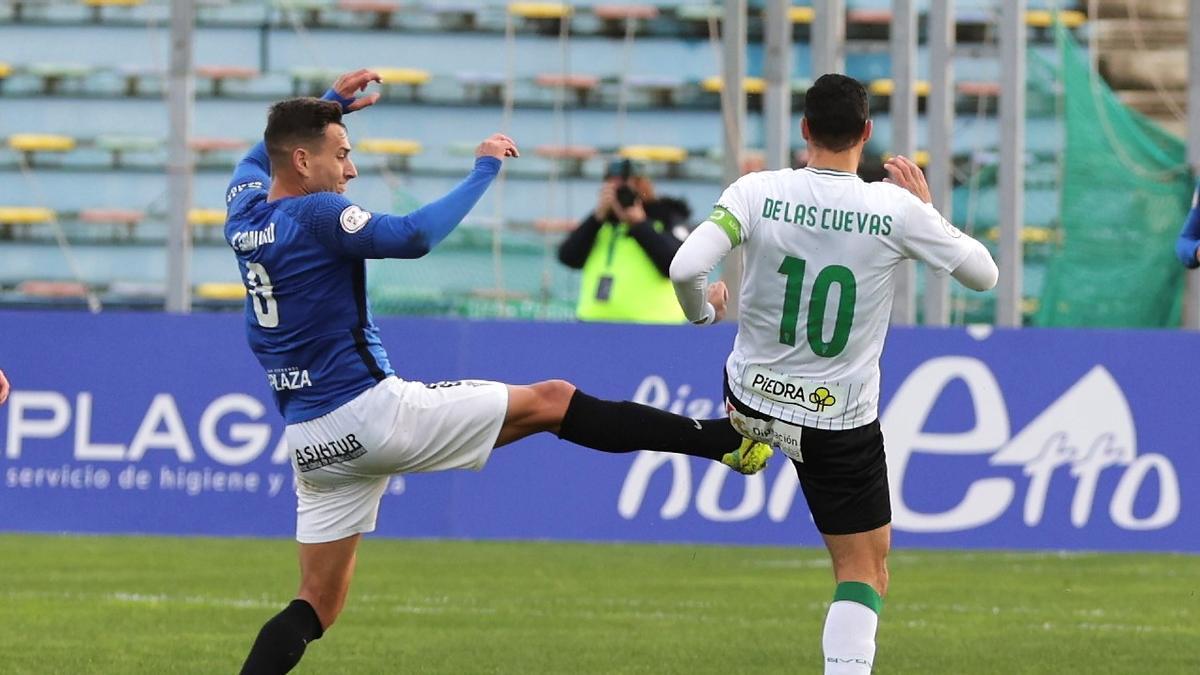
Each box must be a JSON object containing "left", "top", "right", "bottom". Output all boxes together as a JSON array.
[{"left": 1036, "top": 23, "right": 1192, "bottom": 327}]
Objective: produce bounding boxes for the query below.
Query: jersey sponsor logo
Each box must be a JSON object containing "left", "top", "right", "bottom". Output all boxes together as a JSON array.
[
  {"left": 743, "top": 366, "right": 845, "bottom": 415},
  {"left": 339, "top": 205, "right": 372, "bottom": 234},
  {"left": 760, "top": 197, "right": 892, "bottom": 236},
  {"left": 294, "top": 433, "right": 366, "bottom": 472},
  {"left": 226, "top": 181, "right": 264, "bottom": 204},
  {"left": 267, "top": 367, "right": 313, "bottom": 392},
  {"left": 231, "top": 222, "right": 276, "bottom": 252}
]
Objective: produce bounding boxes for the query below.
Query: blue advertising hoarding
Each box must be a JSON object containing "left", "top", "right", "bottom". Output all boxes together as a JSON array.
[{"left": 0, "top": 310, "right": 1195, "bottom": 552}]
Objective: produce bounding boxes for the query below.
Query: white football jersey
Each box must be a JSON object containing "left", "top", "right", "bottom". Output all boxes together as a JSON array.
[{"left": 712, "top": 166, "right": 978, "bottom": 430}]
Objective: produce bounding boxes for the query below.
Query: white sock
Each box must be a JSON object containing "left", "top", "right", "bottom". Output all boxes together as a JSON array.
[{"left": 822, "top": 598, "right": 879, "bottom": 674}]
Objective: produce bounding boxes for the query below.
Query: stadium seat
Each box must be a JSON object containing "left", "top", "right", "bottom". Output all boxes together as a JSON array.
[
  {"left": 79, "top": 207, "right": 145, "bottom": 240},
  {"left": 195, "top": 65, "right": 258, "bottom": 97},
  {"left": 508, "top": 2, "right": 571, "bottom": 20},
  {"left": 623, "top": 74, "right": 683, "bottom": 107},
  {"left": 882, "top": 150, "right": 931, "bottom": 167},
  {"left": 429, "top": 3, "right": 479, "bottom": 31},
  {"left": 195, "top": 282, "right": 246, "bottom": 301},
  {"left": 868, "top": 79, "right": 932, "bottom": 98},
  {"left": 117, "top": 64, "right": 163, "bottom": 97},
  {"left": 788, "top": 6, "right": 814, "bottom": 24},
  {"left": 373, "top": 67, "right": 432, "bottom": 100},
  {"left": 290, "top": 66, "right": 342, "bottom": 97},
  {"left": 338, "top": 0, "right": 400, "bottom": 29},
  {"left": 592, "top": 4, "right": 658, "bottom": 22},
  {"left": 456, "top": 71, "right": 507, "bottom": 104},
  {"left": 357, "top": 138, "right": 422, "bottom": 171},
  {"left": 16, "top": 280, "right": 89, "bottom": 299},
  {"left": 1026, "top": 9, "right": 1086, "bottom": 29},
  {"left": 82, "top": 0, "right": 146, "bottom": 23},
  {"left": 618, "top": 144, "right": 687, "bottom": 178},
  {"left": 0, "top": 62, "right": 11, "bottom": 93},
  {"left": 0, "top": 206, "right": 55, "bottom": 239},
  {"left": 273, "top": 0, "right": 335, "bottom": 25},
  {"left": 957, "top": 81, "right": 1001, "bottom": 98},
  {"left": 95, "top": 134, "right": 162, "bottom": 167},
  {"left": 534, "top": 73, "right": 600, "bottom": 106},
  {"left": 8, "top": 134, "right": 76, "bottom": 166},
  {"left": 847, "top": 9, "right": 892, "bottom": 25},
  {"left": 188, "top": 208, "right": 226, "bottom": 241},
  {"left": 533, "top": 217, "right": 577, "bottom": 233},
  {"left": 534, "top": 144, "right": 597, "bottom": 176},
  {"left": 27, "top": 62, "right": 93, "bottom": 95},
  {"left": 701, "top": 76, "right": 766, "bottom": 95},
  {"left": 190, "top": 137, "right": 248, "bottom": 165}
]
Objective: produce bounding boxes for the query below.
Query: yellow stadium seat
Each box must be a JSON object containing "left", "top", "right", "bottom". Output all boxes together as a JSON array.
[
  {"left": 374, "top": 67, "right": 432, "bottom": 86},
  {"left": 983, "top": 227, "right": 1059, "bottom": 245},
  {"left": 358, "top": 138, "right": 422, "bottom": 155},
  {"left": 619, "top": 145, "right": 687, "bottom": 164},
  {"left": 788, "top": 6, "right": 814, "bottom": 24},
  {"left": 701, "top": 76, "right": 766, "bottom": 95},
  {"left": 508, "top": 2, "right": 571, "bottom": 20},
  {"left": 868, "top": 79, "right": 932, "bottom": 97},
  {"left": 882, "top": 151, "right": 930, "bottom": 167},
  {"left": 195, "top": 283, "right": 247, "bottom": 301},
  {"left": 1026, "top": 9, "right": 1086, "bottom": 29},
  {"left": 0, "top": 63, "right": 11, "bottom": 79},
  {"left": 9, "top": 134, "right": 76, "bottom": 153},
  {"left": 188, "top": 208, "right": 226, "bottom": 228},
  {"left": 0, "top": 206, "right": 55, "bottom": 238},
  {"left": 358, "top": 138, "right": 422, "bottom": 171}
]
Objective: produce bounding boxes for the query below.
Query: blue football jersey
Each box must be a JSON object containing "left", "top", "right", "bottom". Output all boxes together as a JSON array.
[{"left": 224, "top": 142, "right": 500, "bottom": 423}]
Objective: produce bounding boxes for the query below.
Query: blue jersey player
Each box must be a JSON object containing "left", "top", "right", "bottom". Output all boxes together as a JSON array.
[{"left": 230, "top": 70, "right": 774, "bottom": 674}]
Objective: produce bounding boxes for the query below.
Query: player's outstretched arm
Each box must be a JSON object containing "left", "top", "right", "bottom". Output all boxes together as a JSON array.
[
  {"left": 1176, "top": 183, "right": 1200, "bottom": 268},
  {"left": 310, "top": 134, "right": 518, "bottom": 259},
  {"left": 227, "top": 69, "right": 382, "bottom": 203}
]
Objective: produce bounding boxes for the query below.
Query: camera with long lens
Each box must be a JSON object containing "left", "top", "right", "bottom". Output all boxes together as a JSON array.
[{"left": 611, "top": 159, "right": 639, "bottom": 213}]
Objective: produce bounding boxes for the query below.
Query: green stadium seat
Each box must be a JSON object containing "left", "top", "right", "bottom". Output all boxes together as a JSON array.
[
  {"left": 429, "top": 3, "right": 479, "bottom": 31},
  {"left": 27, "top": 63, "right": 93, "bottom": 95},
  {"left": 273, "top": 0, "right": 335, "bottom": 25},
  {"left": 624, "top": 74, "right": 683, "bottom": 107},
  {"left": 117, "top": 64, "right": 162, "bottom": 97},
  {"left": 95, "top": 134, "right": 162, "bottom": 167},
  {"left": 290, "top": 66, "right": 342, "bottom": 97}
]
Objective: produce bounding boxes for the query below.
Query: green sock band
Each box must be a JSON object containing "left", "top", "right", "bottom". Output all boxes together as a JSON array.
[{"left": 833, "top": 581, "right": 883, "bottom": 615}]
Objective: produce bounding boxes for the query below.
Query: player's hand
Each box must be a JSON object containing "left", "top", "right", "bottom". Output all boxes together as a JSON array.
[
  {"left": 883, "top": 155, "right": 932, "bottom": 204},
  {"left": 476, "top": 133, "right": 519, "bottom": 160},
  {"left": 707, "top": 281, "right": 729, "bottom": 323},
  {"left": 331, "top": 68, "right": 382, "bottom": 112},
  {"left": 594, "top": 183, "right": 615, "bottom": 220},
  {"left": 0, "top": 368, "right": 9, "bottom": 406}
]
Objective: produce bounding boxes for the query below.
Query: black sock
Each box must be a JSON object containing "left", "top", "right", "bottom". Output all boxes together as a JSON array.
[
  {"left": 239, "top": 599, "right": 324, "bottom": 675},
  {"left": 557, "top": 389, "right": 743, "bottom": 461}
]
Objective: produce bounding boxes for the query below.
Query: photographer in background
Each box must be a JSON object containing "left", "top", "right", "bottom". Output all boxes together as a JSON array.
[{"left": 557, "top": 159, "right": 691, "bottom": 323}]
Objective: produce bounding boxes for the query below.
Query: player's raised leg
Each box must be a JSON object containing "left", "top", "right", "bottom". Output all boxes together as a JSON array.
[
  {"left": 239, "top": 534, "right": 361, "bottom": 675},
  {"left": 496, "top": 379, "right": 772, "bottom": 474},
  {"left": 821, "top": 525, "right": 890, "bottom": 674}
]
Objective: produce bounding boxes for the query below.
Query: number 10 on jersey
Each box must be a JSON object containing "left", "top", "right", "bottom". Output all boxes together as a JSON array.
[{"left": 777, "top": 256, "right": 856, "bottom": 357}]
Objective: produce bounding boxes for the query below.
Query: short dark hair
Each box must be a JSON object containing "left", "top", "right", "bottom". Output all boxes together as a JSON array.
[
  {"left": 264, "top": 97, "right": 344, "bottom": 164},
  {"left": 803, "top": 74, "right": 869, "bottom": 152}
]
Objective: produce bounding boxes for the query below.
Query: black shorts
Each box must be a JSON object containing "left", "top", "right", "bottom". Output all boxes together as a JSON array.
[{"left": 724, "top": 373, "right": 891, "bottom": 536}]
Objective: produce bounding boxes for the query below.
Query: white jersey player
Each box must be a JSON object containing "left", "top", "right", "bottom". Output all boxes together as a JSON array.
[{"left": 670, "top": 74, "right": 998, "bottom": 675}]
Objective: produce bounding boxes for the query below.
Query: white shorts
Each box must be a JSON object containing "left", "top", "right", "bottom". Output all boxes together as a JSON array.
[{"left": 285, "top": 376, "right": 509, "bottom": 544}]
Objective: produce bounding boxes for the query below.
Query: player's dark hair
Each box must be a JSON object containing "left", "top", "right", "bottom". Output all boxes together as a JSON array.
[
  {"left": 804, "top": 74, "right": 869, "bottom": 153},
  {"left": 264, "top": 97, "right": 344, "bottom": 165}
]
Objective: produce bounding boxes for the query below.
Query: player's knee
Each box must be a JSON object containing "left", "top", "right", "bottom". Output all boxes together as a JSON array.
[{"left": 298, "top": 585, "right": 348, "bottom": 630}]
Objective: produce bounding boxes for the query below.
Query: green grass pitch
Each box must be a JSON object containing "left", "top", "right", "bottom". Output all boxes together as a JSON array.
[{"left": 2, "top": 534, "right": 1196, "bottom": 674}]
